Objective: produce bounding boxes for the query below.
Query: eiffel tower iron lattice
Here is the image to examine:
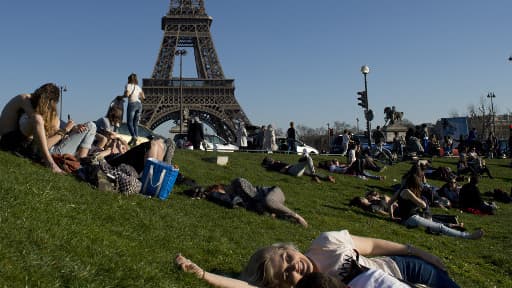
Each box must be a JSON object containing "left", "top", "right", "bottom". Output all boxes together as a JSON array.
[{"left": 141, "top": 0, "right": 251, "bottom": 142}]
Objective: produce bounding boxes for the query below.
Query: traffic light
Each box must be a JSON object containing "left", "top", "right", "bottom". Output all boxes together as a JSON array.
[{"left": 357, "top": 91, "right": 368, "bottom": 109}]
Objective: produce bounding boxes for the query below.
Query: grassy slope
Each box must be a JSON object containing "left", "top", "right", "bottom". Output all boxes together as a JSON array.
[{"left": 0, "top": 150, "right": 511, "bottom": 287}]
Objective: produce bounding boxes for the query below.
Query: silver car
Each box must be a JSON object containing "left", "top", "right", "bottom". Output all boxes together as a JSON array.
[
  {"left": 277, "top": 137, "right": 319, "bottom": 155},
  {"left": 173, "top": 133, "right": 239, "bottom": 152}
]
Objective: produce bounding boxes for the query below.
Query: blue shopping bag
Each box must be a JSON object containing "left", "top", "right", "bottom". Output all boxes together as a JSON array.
[{"left": 140, "top": 158, "right": 179, "bottom": 200}]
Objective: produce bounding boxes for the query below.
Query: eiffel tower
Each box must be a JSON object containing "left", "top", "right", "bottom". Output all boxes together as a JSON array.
[{"left": 141, "top": 0, "right": 251, "bottom": 142}]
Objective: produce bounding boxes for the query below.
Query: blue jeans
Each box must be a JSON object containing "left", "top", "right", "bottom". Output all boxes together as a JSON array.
[
  {"left": 390, "top": 256, "right": 460, "bottom": 288},
  {"left": 127, "top": 101, "right": 142, "bottom": 138},
  {"left": 403, "top": 215, "right": 471, "bottom": 239},
  {"left": 50, "top": 121, "right": 96, "bottom": 156},
  {"left": 287, "top": 138, "right": 296, "bottom": 153}
]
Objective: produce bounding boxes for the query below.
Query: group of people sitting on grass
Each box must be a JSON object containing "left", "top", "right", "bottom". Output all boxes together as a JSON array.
[
  {"left": 0, "top": 82, "right": 176, "bottom": 194},
  {"left": 348, "top": 157, "right": 510, "bottom": 241},
  {"left": 4, "top": 83, "right": 509, "bottom": 288}
]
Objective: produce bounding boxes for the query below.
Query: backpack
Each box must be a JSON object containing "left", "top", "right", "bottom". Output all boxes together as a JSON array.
[{"left": 51, "top": 153, "right": 81, "bottom": 174}]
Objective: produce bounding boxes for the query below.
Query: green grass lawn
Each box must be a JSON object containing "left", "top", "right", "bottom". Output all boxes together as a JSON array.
[{"left": 0, "top": 150, "right": 511, "bottom": 287}]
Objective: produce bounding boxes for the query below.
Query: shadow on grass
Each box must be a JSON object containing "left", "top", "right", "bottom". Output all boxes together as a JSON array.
[
  {"left": 322, "top": 204, "right": 350, "bottom": 212},
  {"left": 364, "top": 184, "right": 395, "bottom": 194}
]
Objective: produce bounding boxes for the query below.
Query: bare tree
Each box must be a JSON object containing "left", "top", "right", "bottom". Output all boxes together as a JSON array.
[
  {"left": 332, "top": 121, "right": 355, "bottom": 135},
  {"left": 466, "top": 96, "right": 492, "bottom": 141}
]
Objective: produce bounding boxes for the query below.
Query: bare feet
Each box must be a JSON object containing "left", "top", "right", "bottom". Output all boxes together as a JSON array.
[
  {"left": 49, "top": 162, "right": 65, "bottom": 174},
  {"left": 294, "top": 213, "right": 308, "bottom": 228},
  {"left": 327, "top": 175, "right": 336, "bottom": 183}
]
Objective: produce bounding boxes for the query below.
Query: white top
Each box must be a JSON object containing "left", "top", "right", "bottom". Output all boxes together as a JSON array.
[
  {"left": 18, "top": 113, "right": 32, "bottom": 137},
  {"left": 348, "top": 269, "right": 409, "bottom": 288},
  {"left": 342, "top": 134, "right": 350, "bottom": 145},
  {"left": 125, "top": 83, "right": 143, "bottom": 103},
  {"left": 305, "top": 230, "right": 402, "bottom": 283},
  {"left": 348, "top": 149, "right": 356, "bottom": 165}
]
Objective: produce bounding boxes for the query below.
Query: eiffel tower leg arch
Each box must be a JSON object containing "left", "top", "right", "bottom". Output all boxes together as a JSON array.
[{"left": 142, "top": 105, "right": 240, "bottom": 142}]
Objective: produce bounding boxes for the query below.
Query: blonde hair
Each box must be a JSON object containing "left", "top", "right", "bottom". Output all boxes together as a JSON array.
[
  {"left": 32, "top": 83, "right": 60, "bottom": 136},
  {"left": 240, "top": 243, "right": 298, "bottom": 288}
]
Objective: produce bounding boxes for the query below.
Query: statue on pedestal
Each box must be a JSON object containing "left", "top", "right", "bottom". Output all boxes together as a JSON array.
[{"left": 384, "top": 106, "right": 404, "bottom": 126}]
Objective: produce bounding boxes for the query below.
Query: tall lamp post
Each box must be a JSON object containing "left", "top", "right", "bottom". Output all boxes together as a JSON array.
[
  {"left": 327, "top": 123, "right": 331, "bottom": 150},
  {"left": 360, "top": 65, "right": 372, "bottom": 149},
  {"left": 59, "top": 85, "right": 67, "bottom": 122},
  {"left": 175, "top": 49, "right": 187, "bottom": 133},
  {"left": 487, "top": 92, "right": 496, "bottom": 134}
]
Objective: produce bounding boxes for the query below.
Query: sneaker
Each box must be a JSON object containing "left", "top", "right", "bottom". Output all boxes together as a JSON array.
[{"left": 468, "top": 228, "right": 484, "bottom": 240}]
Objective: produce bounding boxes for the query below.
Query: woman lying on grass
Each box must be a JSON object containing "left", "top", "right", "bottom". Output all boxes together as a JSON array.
[
  {"left": 349, "top": 190, "right": 399, "bottom": 221},
  {"left": 186, "top": 178, "right": 308, "bottom": 227},
  {"left": 176, "top": 229, "right": 459, "bottom": 287}
]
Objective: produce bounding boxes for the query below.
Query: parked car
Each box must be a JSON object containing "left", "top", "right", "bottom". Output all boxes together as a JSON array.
[
  {"left": 172, "top": 133, "right": 239, "bottom": 152},
  {"left": 116, "top": 123, "right": 164, "bottom": 146},
  {"left": 330, "top": 134, "right": 392, "bottom": 154},
  {"left": 276, "top": 137, "right": 319, "bottom": 155}
]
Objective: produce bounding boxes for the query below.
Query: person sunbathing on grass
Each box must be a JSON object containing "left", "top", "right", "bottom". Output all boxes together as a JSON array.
[
  {"left": 323, "top": 159, "right": 385, "bottom": 181},
  {"left": 186, "top": 177, "right": 308, "bottom": 227},
  {"left": 176, "top": 229, "right": 460, "bottom": 288},
  {"left": 261, "top": 151, "right": 335, "bottom": 183},
  {"left": 395, "top": 172, "right": 484, "bottom": 240},
  {"left": 349, "top": 190, "right": 399, "bottom": 220}
]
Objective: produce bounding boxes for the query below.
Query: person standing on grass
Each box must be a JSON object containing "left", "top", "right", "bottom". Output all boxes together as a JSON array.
[
  {"left": 263, "top": 124, "right": 277, "bottom": 152},
  {"left": 341, "top": 129, "right": 351, "bottom": 156},
  {"left": 236, "top": 122, "right": 248, "bottom": 151},
  {"left": 187, "top": 116, "right": 204, "bottom": 150},
  {"left": 123, "top": 73, "right": 145, "bottom": 146},
  {"left": 287, "top": 121, "right": 298, "bottom": 153}
]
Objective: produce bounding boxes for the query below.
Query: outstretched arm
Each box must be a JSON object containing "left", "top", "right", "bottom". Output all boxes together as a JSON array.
[
  {"left": 175, "top": 254, "right": 258, "bottom": 288},
  {"left": 351, "top": 235, "right": 446, "bottom": 271}
]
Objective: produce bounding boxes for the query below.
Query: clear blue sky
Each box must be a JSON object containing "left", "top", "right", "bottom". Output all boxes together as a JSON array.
[{"left": 1, "top": 0, "right": 511, "bottom": 136}]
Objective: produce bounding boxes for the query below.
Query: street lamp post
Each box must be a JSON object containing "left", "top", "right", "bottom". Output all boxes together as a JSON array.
[
  {"left": 175, "top": 49, "right": 187, "bottom": 133},
  {"left": 327, "top": 123, "right": 330, "bottom": 150},
  {"left": 59, "top": 85, "right": 67, "bottom": 122},
  {"left": 360, "top": 65, "right": 372, "bottom": 149},
  {"left": 487, "top": 92, "right": 496, "bottom": 134}
]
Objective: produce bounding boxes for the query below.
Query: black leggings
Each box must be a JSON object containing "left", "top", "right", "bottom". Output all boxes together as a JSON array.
[{"left": 106, "top": 141, "right": 151, "bottom": 174}]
